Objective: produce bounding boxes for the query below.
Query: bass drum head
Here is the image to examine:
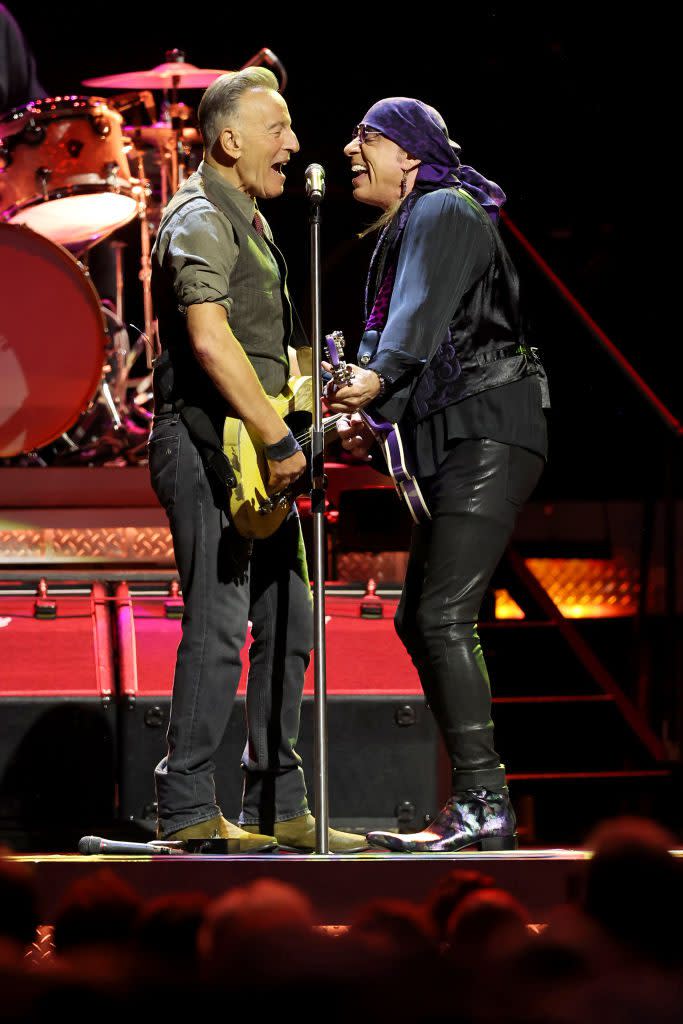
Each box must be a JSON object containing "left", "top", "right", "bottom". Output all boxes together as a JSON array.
[
  {"left": 0, "top": 223, "right": 107, "bottom": 456},
  {"left": 10, "top": 190, "right": 138, "bottom": 249}
]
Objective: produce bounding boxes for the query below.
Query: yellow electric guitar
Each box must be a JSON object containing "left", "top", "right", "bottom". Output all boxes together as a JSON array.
[{"left": 223, "top": 375, "right": 343, "bottom": 539}]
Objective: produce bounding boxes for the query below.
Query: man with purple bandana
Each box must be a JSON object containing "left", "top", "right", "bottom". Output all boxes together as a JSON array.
[{"left": 327, "top": 97, "right": 550, "bottom": 852}]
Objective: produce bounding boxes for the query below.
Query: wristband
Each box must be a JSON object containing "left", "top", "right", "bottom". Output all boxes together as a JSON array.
[{"left": 264, "top": 429, "right": 302, "bottom": 462}]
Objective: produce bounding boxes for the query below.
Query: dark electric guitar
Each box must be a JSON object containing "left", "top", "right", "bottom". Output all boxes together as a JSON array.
[{"left": 325, "top": 330, "right": 430, "bottom": 524}]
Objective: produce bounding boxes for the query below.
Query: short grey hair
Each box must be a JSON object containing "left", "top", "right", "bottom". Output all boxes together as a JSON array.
[{"left": 198, "top": 67, "right": 279, "bottom": 151}]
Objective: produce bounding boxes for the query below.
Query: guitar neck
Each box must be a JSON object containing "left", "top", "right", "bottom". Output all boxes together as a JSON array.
[{"left": 291, "top": 413, "right": 345, "bottom": 453}]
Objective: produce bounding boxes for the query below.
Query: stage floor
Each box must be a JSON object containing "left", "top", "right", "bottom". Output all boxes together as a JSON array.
[{"left": 1, "top": 848, "right": 611, "bottom": 923}]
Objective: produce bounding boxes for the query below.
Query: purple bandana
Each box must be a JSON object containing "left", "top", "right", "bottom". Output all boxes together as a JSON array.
[{"left": 361, "top": 96, "right": 506, "bottom": 221}]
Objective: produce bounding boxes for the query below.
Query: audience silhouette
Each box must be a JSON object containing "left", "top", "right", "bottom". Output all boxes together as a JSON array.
[{"left": 0, "top": 817, "right": 681, "bottom": 1022}]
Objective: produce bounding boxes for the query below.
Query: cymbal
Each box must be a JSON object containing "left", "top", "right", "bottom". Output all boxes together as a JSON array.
[{"left": 83, "top": 61, "right": 233, "bottom": 90}]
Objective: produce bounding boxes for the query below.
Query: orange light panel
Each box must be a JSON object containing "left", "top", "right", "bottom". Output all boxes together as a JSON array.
[{"left": 495, "top": 559, "right": 640, "bottom": 619}]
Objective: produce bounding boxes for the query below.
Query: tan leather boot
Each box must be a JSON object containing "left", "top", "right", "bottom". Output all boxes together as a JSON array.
[
  {"left": 244, "top": 813, "right": 368, "bottom": 853},
  {"left": 162, "top": 814, "right": 278, "bottom": 852}
]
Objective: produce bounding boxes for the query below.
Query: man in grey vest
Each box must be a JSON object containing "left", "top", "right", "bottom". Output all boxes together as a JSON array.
[{"left": 149, "top": 68, "right": 364, "bottom": 852}]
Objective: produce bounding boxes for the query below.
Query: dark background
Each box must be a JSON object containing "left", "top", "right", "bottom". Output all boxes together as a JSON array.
[{"left": 8, "top": 2, "right": 676, "bottom": 498}]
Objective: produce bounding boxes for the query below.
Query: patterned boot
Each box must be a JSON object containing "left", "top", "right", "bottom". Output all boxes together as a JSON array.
[{"left": 366, "top": 788, "right": 517, "bottom": 853}]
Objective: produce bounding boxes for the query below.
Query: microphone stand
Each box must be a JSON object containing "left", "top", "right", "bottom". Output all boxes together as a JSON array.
[{"left": 308, "top": 183, "right": 329, "bottom": 855}]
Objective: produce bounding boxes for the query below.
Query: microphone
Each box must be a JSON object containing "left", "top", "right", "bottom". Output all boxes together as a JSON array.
[
  {"left": 305, "top": 163, "right": 325, "bottom": 203},
  {"left": 240, "top": 47, "right": 288, "bottom": 92},
  {"left": 78, "top": 835, "right": 181, "bottom": 856}
]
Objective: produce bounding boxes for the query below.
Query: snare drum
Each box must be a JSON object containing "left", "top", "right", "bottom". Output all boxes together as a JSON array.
[
  {"left": 0, "top": 223, "right": 107, "bottom": 456},
  {"left": 0, "top": 96, "right": 139, "bottom": 248}
]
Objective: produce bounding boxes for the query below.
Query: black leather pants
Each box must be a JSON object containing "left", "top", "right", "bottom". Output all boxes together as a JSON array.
[{"left": 395, "top": 438, "right": 544, "bottom": 792}]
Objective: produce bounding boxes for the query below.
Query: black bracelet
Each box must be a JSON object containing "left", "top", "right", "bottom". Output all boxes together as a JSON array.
[
  {"left": 264, "top": 429, "right": 302, "bottom": 462},
  {"left": 371, "top": 369, "right": 387, "bottom": 397}
]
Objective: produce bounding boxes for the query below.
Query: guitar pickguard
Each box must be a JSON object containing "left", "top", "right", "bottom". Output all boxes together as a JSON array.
[{"left": 222, "top": 375, "right": 343, "bottom": 539}]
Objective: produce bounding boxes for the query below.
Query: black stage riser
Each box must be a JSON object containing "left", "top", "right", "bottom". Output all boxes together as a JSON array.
[
  {"left": 0, "top": 699, "right": 116, "bottom": 843},
  {"left": 119, "top": 695, "right": 441, "bottom": 834}
]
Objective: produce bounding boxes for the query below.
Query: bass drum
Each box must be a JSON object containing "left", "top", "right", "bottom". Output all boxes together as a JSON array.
[{"left": 0, "top": 223, "right": 107, "bottom": 457}]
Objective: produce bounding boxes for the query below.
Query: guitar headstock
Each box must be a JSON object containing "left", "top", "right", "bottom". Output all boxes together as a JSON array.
[{"left": 325, "top": 330, "right": 354, "bottom": 388}]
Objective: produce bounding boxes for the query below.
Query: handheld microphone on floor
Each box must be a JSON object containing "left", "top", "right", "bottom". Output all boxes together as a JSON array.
[{"left": 78, "top": 835, "right": 182, "bottom": 856}]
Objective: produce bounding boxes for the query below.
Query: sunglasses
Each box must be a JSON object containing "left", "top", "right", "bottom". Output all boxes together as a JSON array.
[{"left": 351, "top": 124, "right": 383, "bottom": 145}]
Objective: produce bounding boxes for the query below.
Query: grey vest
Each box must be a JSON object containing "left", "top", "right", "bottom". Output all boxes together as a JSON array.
[{"left": 152, "top": 167, "right": 294, "bottom": 413}]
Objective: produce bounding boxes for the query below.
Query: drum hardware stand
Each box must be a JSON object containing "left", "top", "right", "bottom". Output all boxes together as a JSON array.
[
  {"left": 163, "top": 49, "right": 190, "bottom": 191},
  {"left": 131, "top": 148, "right": 157, "bottom": 368},
  {"left": 59, "top": 432, "right": 80, "bottom": 453},
  {"left": 110, "top": 239, "right": 127, "bottom": 325},
  {"left": 81, "top": 304, "right": 131, "bottom": 457},
  {"left": 100, "top": 378, "right": 124, "bottom": 431},
  {"left": 306, "top": 163, "right": 330, "bottom": 855},
  {"left": 162, "top": 138, "right": 175, "bottom": 209}
]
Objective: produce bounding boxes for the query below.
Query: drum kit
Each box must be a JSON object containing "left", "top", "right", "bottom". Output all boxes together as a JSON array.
[{"left": 0, "top": 47, "right": 285, "bottom": 464}]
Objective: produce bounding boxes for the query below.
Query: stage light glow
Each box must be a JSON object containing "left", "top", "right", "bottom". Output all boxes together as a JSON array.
[{"left": 495, "top": 559, "right": 640, "bottom": 620}]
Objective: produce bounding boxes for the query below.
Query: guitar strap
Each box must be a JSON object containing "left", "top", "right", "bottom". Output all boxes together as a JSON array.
[
  {"left": 153, "top": 349, "right": 236, "bottom": 491},
  {"left": 178, "top": 403, "right": 237, "bottom": 491}
]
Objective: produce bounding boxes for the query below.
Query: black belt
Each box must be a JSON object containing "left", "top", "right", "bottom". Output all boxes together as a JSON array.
[{"left": 475, "top": 343, "right": 534, "bottom": 366}]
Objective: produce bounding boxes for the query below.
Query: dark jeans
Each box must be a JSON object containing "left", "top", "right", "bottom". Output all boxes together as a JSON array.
[
  {"left": 148, "top": 412, "right": 312, "bottom": 837},
  {"left": 395, "top": 438, "right": 544, "bottom": 793}
]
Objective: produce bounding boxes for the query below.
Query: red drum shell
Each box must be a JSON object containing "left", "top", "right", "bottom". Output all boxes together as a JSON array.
[
  {"left": 0, "top": 96, "right": 138, "bottom": 248},
  {"left": 0, "top": 223, "right": 107, "bottom": 456}
]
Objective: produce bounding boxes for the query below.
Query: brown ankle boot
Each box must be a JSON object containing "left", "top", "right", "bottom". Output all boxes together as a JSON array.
[
  {"left": 244, "top": 813, "right": 368, "bottom": 853},
  {"left": 162, "top": 814, "right": 278, "bottom": 852}
]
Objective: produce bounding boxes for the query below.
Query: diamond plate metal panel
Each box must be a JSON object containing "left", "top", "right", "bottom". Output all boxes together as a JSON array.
[
  {"left": 336, "top": 552, "right": 409, "bottom": 584},
  {"left": 0, "top": 530, "right": 46, "bottom": 559},
  {"left": 129, "top": 528, "right": 175, "bottom": 562},
  {"left": 526, "top": 557, "right": 640, "bottom": 619},
  {"left": 0, "top": 527, "right": 175, "bottom": 564},
  {"left": 51, "top": 529, "right": 128, "bottom": 560}
]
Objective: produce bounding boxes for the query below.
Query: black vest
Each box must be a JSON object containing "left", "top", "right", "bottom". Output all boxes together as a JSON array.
[{"left": 360, "top": 187, "right": 548, "bottom": 424}]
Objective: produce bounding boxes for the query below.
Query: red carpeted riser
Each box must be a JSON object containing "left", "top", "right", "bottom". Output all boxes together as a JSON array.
[
  {"left": 0, "top": 584, "right": 113, "bottom": 698},
  {"left": 120, "top": 592, "right": 421, "bottom": 698}
]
